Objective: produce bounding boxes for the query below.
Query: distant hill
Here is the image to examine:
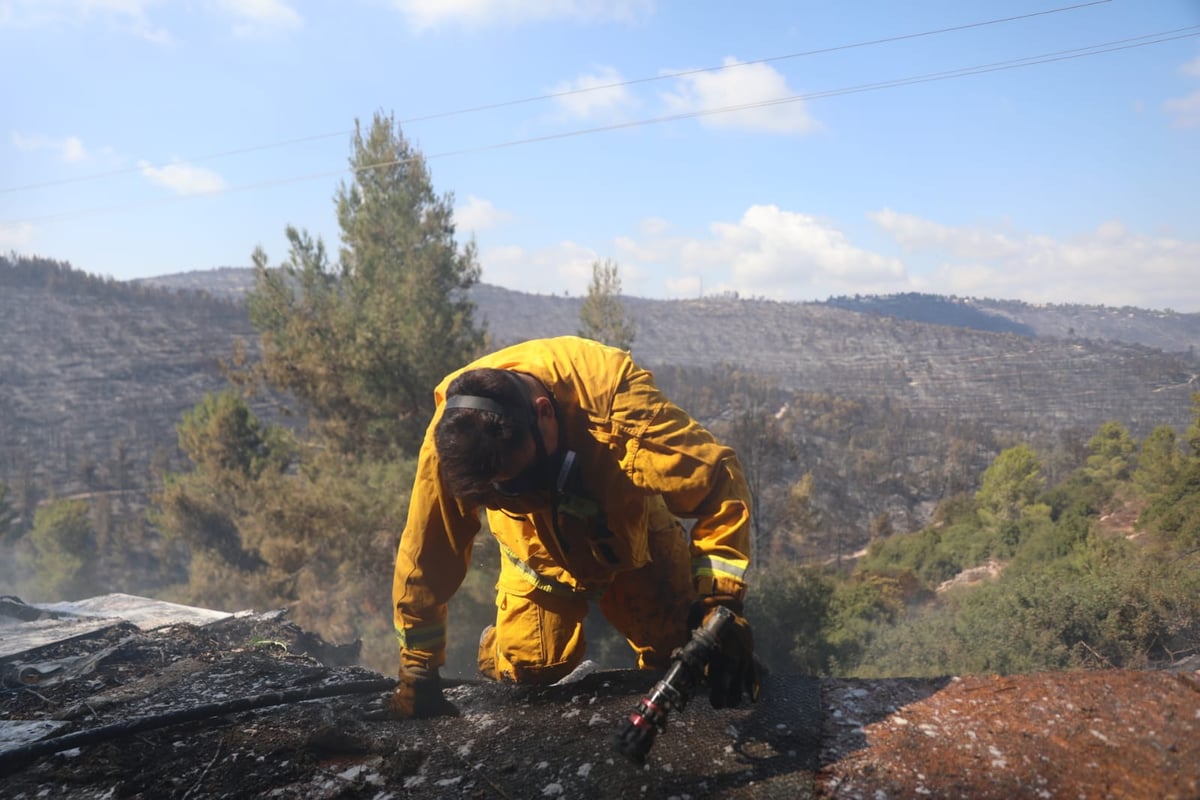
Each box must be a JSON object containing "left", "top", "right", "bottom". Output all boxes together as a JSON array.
[
  {"left": 132, "top": 266, "right": 261, "bottom": 300},
  {"left": 826, "top": 291, "right": 1200, "bottom": 356},
  {"left": 126, "top": 271, "right": 1200, "bottom": 439},
  {"left": 136, "top": 269, "right": 1200, "bottom": 356}
]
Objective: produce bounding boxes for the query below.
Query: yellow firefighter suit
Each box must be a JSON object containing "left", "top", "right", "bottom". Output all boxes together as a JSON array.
[{"left": 392, "top": 336, "right": 752, "bottom": 684}]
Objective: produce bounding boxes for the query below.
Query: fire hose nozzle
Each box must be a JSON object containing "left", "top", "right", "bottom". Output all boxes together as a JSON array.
[{"left": 613, "top": 605, "right": 734, "bottom": 765}]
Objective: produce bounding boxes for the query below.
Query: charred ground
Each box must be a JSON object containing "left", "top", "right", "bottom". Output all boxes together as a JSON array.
[{"left": 2, "top": 599, "right": 1197, "bottom": 799}]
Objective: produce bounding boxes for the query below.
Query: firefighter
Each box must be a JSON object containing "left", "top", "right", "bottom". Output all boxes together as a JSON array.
[{"left": 390, "top": 336, "right": 760, "bottom": 718}]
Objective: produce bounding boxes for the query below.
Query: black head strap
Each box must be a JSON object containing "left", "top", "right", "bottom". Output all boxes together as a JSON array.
[
  {"left": 442, "top": 371, "right": 537, "bottom": 432},
  {"left": 443, "top": 395, "right": 509, "bottom": 416}
]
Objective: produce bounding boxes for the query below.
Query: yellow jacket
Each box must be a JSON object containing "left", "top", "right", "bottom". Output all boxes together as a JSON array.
[{"left": 393, "top": 336, "right": 752, "bottom": 673}]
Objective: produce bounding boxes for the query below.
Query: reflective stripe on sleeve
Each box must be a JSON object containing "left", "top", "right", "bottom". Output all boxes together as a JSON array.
[{"left": 692, "top": 553, "right": 748, "bottom": 583}]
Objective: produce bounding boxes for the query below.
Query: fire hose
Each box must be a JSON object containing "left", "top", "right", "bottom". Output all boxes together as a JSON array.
[{"left": 613, "top": 604, "right": 734, "bottom": 765}]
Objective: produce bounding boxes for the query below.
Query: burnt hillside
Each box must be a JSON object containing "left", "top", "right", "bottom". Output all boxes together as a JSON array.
[
  {"left": 3, "top": 259, "right": 1197, "bottom": 544},
  {"left": 472, "top": 284, "right": 1199, "bottom": 439},
  {"left": 137, "top": 269, "right": 1200, "bottom": 438},
  {"left": 0, "top": 258, "right": 262, "bottom": 503}
]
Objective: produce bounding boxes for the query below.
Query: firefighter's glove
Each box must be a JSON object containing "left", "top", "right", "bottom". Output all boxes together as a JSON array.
[
  {"left": 388, "top": 667, "right": 459, "bottom": 719},
  {"left": 688, "top": 595, "right": 762, "bottom": 709}
]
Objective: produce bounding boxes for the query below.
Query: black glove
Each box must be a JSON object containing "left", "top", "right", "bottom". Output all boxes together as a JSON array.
[
  {"left": 388, "top": 667, "right": 460, "bottom": 719},
  {"left": 688, "top": 595, "right": 762, "bottom": 709}
]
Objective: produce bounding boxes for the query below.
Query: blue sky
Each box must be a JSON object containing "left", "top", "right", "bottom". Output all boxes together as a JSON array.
[{"left": 2, "top": 1, "right": 1198, "bottom": 310}]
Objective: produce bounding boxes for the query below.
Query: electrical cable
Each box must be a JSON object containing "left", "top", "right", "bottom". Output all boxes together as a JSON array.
[
  {"left": 4, "top": 24, "right": 1194, "bottom": 228},
  {"left": 0, "top": 0, "right": 1113, "bottom": 196}
]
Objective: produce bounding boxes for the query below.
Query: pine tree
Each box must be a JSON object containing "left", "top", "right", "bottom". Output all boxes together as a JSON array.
[
  {"left": 976, "top": 444, "right": 1045, "bottom": 525},
  {"left": 28, "top": 500, "right": 98, "bottom": 601},
  {"left": 1188, "top": 391, "right": 1200, "bottom": 459},
  {"left": 155, "top": 113, "right": 489, "bottom": 671},
  {"left": 578, "top": 258, "right": 635, "bottom": 351},
  {"left": 248, "top": 110, "right": 485, "bottom": 456},
  {"left": 1133, "top": 425, "right": 1182, "bottom": 499},
  {"left": 1084, "top": 420, "right": 1137, "bottom": 484}
]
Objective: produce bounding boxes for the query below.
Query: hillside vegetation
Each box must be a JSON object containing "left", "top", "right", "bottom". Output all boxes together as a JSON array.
[
  {"left": 7, "top": 258, "right": 1197, "bottom": 545},
  {"left": 746, "top": 408, "right": 1200, "bottom": 677},
  {"left": 4, "top": 254, "right": 1200, "bottom": 602}
]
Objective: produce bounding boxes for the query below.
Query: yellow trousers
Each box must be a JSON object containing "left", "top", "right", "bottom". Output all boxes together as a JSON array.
[{"left": 479, "top": 497, "right": 696, "bottom": 684}]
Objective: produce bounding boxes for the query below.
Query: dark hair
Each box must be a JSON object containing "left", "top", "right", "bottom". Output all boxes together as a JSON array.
[{"left": 435, "top": 368, "right": 534, "bottom": 500}]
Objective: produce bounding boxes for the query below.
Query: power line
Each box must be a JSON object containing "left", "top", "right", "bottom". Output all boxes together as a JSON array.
[
  {"left": 419, "top": 27, "right": 1200, "bottom": 156},
  {"left": 0, "top": 0, "right": 1111, "bottom": 195},
  {"left": 5, "top": 24, "right": 1195, "bottom": 228},
  {"left": 400, "top": 0, "right": 1116, "bottom": 124}
]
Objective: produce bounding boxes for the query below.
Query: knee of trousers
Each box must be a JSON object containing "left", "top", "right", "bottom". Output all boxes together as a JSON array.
[{"left": 479, "top": 587, "right": 589, "bottom": 684}]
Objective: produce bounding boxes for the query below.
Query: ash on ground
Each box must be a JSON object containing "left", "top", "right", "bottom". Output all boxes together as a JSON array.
[{"left": 2, "top": 595, "right": 1196, "bottom": 799}]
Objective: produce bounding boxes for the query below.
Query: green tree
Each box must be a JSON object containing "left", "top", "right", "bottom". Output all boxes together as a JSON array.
[
  {"left": 1133, "top": 425, "right": 1183, "bottom": 499},
  {"left": 248, "top": 110, "right": 485, "bottom": 456},
  {"left": 1140, "top": 458, "right": 1200, "bottom": 548},
  {"left": 578, "top": 258, "right": 635, "bottom": 351},
  {"left": 976, "top": 444, "right": 1044, "bottom": 525},
  {"left": 1188, "top": 391, "right": 1200, "bottom": 458},
  {"left": 155, "top": 389, "right": 416, "bottom": 670},
  {"left": 28, "top": 499, "right": 98, "bottom": 600},
  {"left": 745, "top": 564, "right": 833, "bottom": 675},
  {"left": 825, "top": 570, "right": 916, "bottom": 673},
  {"left": 176, "top": 390, "right": 292, "bottom": 489},
  {"left": 155, "top": 113, "right": 492, "bottom": 673},
  {"left": 1083, "top": 420, "right": 1137, "bottom": 485},
  {"left": 773, "top": 472, "right": 821, "bottom": 560},
  {"left": 156, "top": 391, "right": 287, "bottom": 578}
]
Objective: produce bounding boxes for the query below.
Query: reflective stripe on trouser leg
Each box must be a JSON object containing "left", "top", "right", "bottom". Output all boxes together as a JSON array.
[
  {"left": 599, "top": 494, "right": 695, "bottom": 670},
  {"left": 480, "top": 543, "right": 590, "bottom": 685}
]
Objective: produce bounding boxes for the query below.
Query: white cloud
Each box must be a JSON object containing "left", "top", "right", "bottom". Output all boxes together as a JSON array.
[
  {"left": 659, "top": 58, "right": 819, "bottom": 134},
  {"left": 0, "top": 0, "right": 301, "bottom": 40},
  {"left": 549, "top": 66, "right": 636, "bottom": 121},
  {"left": 480, "top": 207, "right": 1200, "bottom": 311},
  {"left": 455, "top": 195, "right": 512, "bottom": 232},
  {"left": 869, "top": 209, "right": 1023, "bottom": 261},
  {"left": 873, "top": 211, "right": 1200, "bottom": 311},
  {"left": 638, "top": 216, "right": 670, "bottom": 236},
  {"left": 0, "top": 222, "right": 35, "bottom": 248},
  {"left": 1166, "top": 56, "right": 1200, "bottom": 128},
  {"left": 392, "top": 0, "right": 654, "bottom": 31},
  {"left": 11, "top": 131, "right": 90, "bottom": 162},
  {"left": 695, "top": 205, "right": 904, "bottom": 295},
  {"left": 138, "top": 160, "right": 226, "bottom": 195},
  {"left": 0, "top": 0, "right": 171, "bottom": 42},
  {"left": 11, "top": 131, "right": 43, "bottom": 151},
  {"left": 62, "top": 135, "right": 87, "bottom": 162},
  {"left": 1164, "top": 89, "right": 1200, "bottom": 129},
  {"left": 594, "top": 205, "right": 906, "bottom": 300},
  {"left": 211, "top": 0, "right": 301, "bottom": 37},
  {"left": 663, "top": 273, "right": 702, "bottom": 297},
  {"left": 478, "top": 240, "right": 599, "bottom": 294}
]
